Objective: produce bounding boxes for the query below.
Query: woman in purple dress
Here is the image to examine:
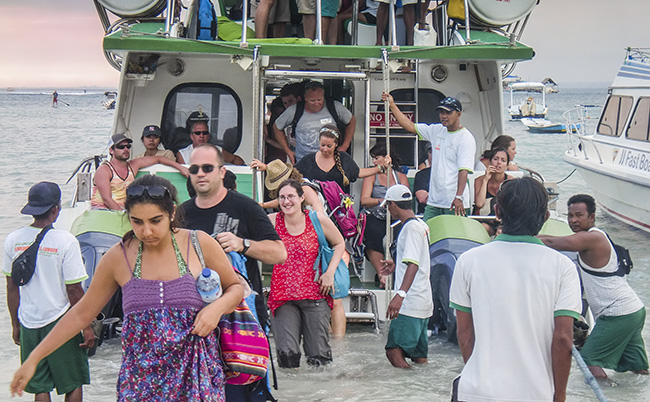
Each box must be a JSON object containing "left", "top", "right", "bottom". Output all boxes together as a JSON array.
[{"left": 11, "top": 175, "right": 244, "bottom": 401}]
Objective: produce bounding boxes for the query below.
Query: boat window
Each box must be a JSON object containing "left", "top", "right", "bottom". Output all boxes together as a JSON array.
[
  {"left": 161, "top": 83, "right": 242, "bottom": 154},
  {"left": 372, "top": 88, "right": 445, "bottom": 167},
  {"left": 627, "top": 97, "right": 650, "bottom": 142},
  {"left": 597, "top": 95, "right": 633, "bottom": 137}
]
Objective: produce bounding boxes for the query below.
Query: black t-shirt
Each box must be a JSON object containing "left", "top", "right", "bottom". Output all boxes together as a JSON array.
[
  {"left": 413, "top": 167, "right": 430, "bottom": 214},
  {"left": 295, "top": 151, "right": 360, "bottom": 193},
  {"left": 179, "top": 190, "right": 281, "bottom": 325}
]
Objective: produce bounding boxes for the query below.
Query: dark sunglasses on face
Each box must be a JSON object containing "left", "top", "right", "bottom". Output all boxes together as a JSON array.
[
  {"left": 114, "top": 143, "right": 132, "bottom": 150},
  {"left": 126, "top": 185, "right": 170, "bottom": 199},
  {"left": 188, "top": 164, "right": 217, "bottom": 175},
  {"left": 192, "top": 131, "right": 210, "bottom": 136}
]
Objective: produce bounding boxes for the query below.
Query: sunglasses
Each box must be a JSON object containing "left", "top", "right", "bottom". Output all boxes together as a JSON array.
[
  {"left": 126, "top": 185, "right": 170, "bottom": 199},
  {"left": 192, "top": 131, "right": 210, "bottom": 136},
  {"left": 188, "top": 164, "right": 218, "bottom": 175},
  {"left": 114, "top": 143, "right": 132, "bottom": 150}
]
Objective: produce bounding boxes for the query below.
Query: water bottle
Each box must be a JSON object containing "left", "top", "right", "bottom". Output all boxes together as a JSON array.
[{"left": 196, "top": 268, "right": 222, "bottom": 304}]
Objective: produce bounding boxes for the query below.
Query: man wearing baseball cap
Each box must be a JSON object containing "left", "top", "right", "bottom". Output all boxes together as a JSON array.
[
  {"left": 134, "top": 125, "right": 175, "bottom": 160},
  {"left": 382, "top": 93, "right": 476, "bottom": 220},
  {"left": 4, "top": 182, "right": 94, "bottom": 401},
  {"left": 90, "top": 133, "right": 189, "bottom": 210},
  {"left": 378, "top": 184, "right": 433, "bottom": 368}
]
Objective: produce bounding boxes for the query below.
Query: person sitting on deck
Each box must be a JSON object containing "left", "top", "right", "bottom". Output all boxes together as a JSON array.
[
  {"left": 472, "top": 147, "right": 510, "bottom": 236},
  {"left": 134, "top": 125, "right": 176, "bottom": 160},
  {"left": 90, "top": 133, "right": 189, "bottom": 211},
  {"left": 176, "top": 112, "right": 246, "bottom": 166},
  {"left": 327, "top": 0, "right": 379, "bottom": 45},
  {"left": 475, "top": 134, "right": 519, "bottom": 172},
  {"left": 376, "top": 0, "right": 416, "bottom": 45}
]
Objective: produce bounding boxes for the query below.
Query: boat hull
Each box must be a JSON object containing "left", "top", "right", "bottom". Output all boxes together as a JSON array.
[{"left": 564, "top": 149, "right": 650, "bottom": 232}]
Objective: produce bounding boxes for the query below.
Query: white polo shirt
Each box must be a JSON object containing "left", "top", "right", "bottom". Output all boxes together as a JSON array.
[{"left": 449, "top": 234, "right": 582, "bottom": 402}]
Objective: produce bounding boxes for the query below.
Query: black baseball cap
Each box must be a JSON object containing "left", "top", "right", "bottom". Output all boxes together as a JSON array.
[
  {"left": 436, "top": 97, "right": 462, "bottom": 112},
  {"left": 21, "top": 182, "right": 61, "bottom": 215},
  {"left": 142, "top": 125, "right": 162, "bottom": 138}
]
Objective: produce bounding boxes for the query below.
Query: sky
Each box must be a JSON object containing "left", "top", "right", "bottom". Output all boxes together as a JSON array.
[{"left": 1, "top": 0, "right": 649, "bottom": 88}]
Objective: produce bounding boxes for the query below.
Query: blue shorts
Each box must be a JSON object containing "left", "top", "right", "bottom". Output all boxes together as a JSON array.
[{"left": 385, "top": 314, "right": 429, "bottom": 358}]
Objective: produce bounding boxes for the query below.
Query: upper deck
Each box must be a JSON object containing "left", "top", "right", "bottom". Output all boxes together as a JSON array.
[{"left": 103, "top": 21, "right": 534, "bottom": 63}]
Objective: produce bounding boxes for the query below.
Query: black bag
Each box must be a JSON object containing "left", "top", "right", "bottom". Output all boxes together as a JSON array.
[
  {"left": 11, "top": 225, "right": 52, "bottom": 286},
  {"left": 579, "top": 232, "right": 632, "bottom": 278}
]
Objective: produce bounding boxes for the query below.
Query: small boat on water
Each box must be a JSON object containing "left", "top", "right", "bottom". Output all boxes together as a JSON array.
[
  {"left": 564, "top": 47, "right": 650, "bottom": 232},
  {"left": 521, "top": 117, "right": 579, "bottom": 134},
  {"left": 102, "top": 91, "right": 117, "bottom": 109},
  {"left": 507, "top": 81, "right": 549, "bottom": 119}
]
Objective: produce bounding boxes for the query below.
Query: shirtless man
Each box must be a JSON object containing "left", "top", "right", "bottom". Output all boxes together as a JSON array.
[{"left": 90, "top": 133, "right": 189, "bottom": 210}]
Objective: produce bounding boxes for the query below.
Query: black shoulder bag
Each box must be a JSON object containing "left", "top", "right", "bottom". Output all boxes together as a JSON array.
[
  {"left": 579, "top": 232, "right": 633, "bottom": 278},
  {"left": 11, "top": 224, "right": 53, "bottom": 286}
]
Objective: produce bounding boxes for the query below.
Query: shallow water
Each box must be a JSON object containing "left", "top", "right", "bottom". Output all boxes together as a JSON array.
[{"left": 0, "top": 88, "right": 649, "bottom": 401}]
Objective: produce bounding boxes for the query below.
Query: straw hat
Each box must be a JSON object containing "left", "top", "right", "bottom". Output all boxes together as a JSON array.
[{"left": 265, "top": 159, "right": 293, "bottom": 190}]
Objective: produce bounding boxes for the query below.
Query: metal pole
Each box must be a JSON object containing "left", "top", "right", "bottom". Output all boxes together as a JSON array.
[
  {"left": 389, "top": 0, "right": 397, "bottom": 48},
  {"left": 315, "top": 0, "right": 323, "bottom": 44},
  {"left": 165, "top": 0, "right": 174, "bottom": 35},
  {"left": 252, "top": 46, "right": 263, "bottom": 201},
  {"left": 381, "top": 48, "right": 393, "bottom": 309},
  {"left": 463, "top": 0, "right": 470, "bottom": 41},
  {"left": 351, "top": 0, "right": 360, "bottom": 45},
  {"left": 241, "top": 0, "right": 250, "bottom": 47}
]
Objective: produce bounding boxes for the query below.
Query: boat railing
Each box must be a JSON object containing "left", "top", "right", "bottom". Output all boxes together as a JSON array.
[{"left": 563, "top": 105, "right": 604, "bottom": 164}]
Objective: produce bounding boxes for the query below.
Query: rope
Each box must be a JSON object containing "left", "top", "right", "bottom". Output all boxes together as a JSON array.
[
  {"left": 572, "top": 346, "right": 609, "bottom": 402},
  {"left": 381, "top": 48, "right": 393, "bottom": 313},
  {"left": 556, "top": 169, "right": 577, "bottom": 184}
]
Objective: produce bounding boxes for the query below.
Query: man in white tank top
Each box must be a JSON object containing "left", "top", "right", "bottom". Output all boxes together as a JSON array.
[{"left": 540, "top": 194, "right": 649, "bottom": 381}]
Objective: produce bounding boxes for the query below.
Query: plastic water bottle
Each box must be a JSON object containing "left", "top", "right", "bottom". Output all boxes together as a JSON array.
[{"left": 196, "top": 268, "right": 222, "bottom": 304}]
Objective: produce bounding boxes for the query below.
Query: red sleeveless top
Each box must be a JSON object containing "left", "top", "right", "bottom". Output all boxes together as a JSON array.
[{"left": 267, "top": 211, "right": 333, "bottom": 315}]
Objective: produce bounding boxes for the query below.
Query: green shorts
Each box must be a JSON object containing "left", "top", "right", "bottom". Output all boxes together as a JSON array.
[
  {"left": 423, "top": 205, "right": 470, "bottom": 222},
  {"left": 580, "top": 307, "right": 649, "bottom": 372},
  {"left": 385, "top": 314, "right": 429, "bottom": 359},
  {"left": 20, "top": 317, "right": 90, "bottom": 395}
]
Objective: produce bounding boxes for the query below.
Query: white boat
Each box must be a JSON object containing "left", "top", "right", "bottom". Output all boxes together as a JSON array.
[
  {"left": 507, "top": 81, "right": 548, "bottom": 119},
  {"left": 61, "top": 0, "right": 556, "bottom": 341},
  {"left": 521, "top": 117, "right": 579, "bottom": 133},
  {"left": 102, "top": 91, "right": 117, "bottom": 109},
  {"left": 564, "top": 47, "right": 650, "bottom": 232}
]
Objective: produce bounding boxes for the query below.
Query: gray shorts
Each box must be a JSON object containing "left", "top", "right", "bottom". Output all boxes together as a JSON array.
[{"left": 271, "top": 299, "right": 332, "bottom": 367}]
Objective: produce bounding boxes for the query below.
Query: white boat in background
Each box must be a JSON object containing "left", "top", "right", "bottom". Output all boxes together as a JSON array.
[
  {"left": 564, "top": 47, "right": 650, "bottom": 232},
  {"left": 102, "top": 91, "right": 117, "bottom": 109},
  {"left": 507, "top": 81, "right": 548, "bottom": 119},
  {"left": 521, "top": 117, "right": 579, "bottom": 134}
]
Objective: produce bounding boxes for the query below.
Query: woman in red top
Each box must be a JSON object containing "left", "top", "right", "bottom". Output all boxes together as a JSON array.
[{"left": 267, "top": 179, "right": 345, "bottom": 368}]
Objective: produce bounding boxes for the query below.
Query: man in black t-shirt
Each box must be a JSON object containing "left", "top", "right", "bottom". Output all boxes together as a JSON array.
[{"left": 179, "top": 144, "right": 286, "bottom": 401}]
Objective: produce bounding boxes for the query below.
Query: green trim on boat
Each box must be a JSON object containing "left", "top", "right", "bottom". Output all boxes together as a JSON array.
[
  {"left": 70, "top": 210, "right": 132, "bottom": 237},
  {"left": 103, "top": 23, "right": 533, "bottom": 61},
  {"left": 539, "top": 218, "right": 574, "bottom": 236},
  {"left": 426, "top": 215, "right": 491, "bottom": 245}
]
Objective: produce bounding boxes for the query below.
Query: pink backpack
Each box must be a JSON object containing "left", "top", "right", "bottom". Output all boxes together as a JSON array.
[{"left": 311, "top": 180, "right": 364, "bottom": 245}]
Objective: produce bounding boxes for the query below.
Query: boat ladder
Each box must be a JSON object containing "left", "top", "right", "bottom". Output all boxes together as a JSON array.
[{"left": 346, "top": 288, "right": 380, "bottom": 331}]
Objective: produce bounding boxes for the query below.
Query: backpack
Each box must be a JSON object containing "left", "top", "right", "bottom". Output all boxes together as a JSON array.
[
  {"left": 291, "top": 98, "right": 347, "bottom": 137},
  {"left": 579, "top": 232, "right": 633, "bottom": 277},
  {"left": 196, "top": 0, "right": 218, "bottom": 40},
  {"left": 305, "top": 180, "right": 366, "bottom": 249}
]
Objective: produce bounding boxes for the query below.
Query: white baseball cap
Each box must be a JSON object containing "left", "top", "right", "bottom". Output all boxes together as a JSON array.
[{"left": 380, "top": 184, "right": 412, "bottom": 207}]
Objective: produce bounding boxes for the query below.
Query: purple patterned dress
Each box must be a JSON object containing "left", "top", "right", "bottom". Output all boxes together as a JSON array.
[{"left": 117, "top": 234, "right": 225, "bottom": 401}]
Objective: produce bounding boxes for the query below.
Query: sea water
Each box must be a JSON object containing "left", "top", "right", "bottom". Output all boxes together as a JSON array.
[{"left": 0, "top": 88, "right": 649, "bottom": 401}]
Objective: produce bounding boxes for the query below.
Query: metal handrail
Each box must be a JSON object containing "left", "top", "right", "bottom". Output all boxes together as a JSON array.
[{"left": 564, "top": 105, "right": 605, "bottom": 164}]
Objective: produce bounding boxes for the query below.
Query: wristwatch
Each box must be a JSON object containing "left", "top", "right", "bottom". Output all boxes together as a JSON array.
[
  {"left": 241, "top": 238, "right": 251, "bottom": 255},
  {"left": 396, "top": 290, "right": 407, "bottom": 298},
  {"left": 454, "top": 195, "right": 464, "bottom": 202}
]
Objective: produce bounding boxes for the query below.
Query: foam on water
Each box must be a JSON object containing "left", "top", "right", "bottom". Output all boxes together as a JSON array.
[{"left": 0, "top": 88, "right": 649, "bottom": 401}]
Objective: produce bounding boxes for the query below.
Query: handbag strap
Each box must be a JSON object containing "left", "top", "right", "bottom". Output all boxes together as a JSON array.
[
  {"left": 307, "top": 211, "right": 325, "bottom": 281},
  {"left": 190, "top": 230, "right": 206, "bottom": 268}
]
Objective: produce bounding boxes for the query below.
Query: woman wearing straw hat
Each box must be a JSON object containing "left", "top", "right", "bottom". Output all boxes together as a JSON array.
[{"left": 251, "top": 159, "right": 325, "bottom": 213}]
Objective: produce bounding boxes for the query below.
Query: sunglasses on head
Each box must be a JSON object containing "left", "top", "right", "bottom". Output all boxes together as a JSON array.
[
  {"left": 114, "top": 143, "right": 132, "bottom": 150},
  {"left": 126, "top": 185, "right": 170, "bottom": 199},
  {"left": 188, "top": 164, "right": 218, "bottom": 175},
  {"left": 192, "top": 131, "right": 210, "bottom": 136}
]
